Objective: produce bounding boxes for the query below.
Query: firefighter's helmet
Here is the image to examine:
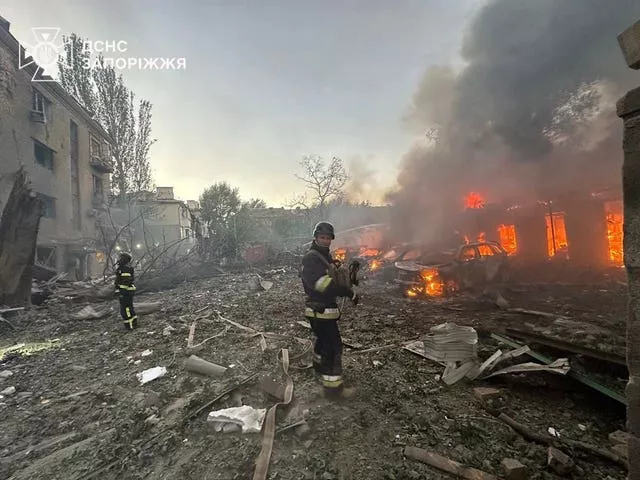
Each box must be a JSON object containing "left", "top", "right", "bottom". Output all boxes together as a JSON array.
[
  {"left": 118, "top": 251, "right": 132, "bottom": 264},
  {"left": 313, "top": 221, "right": 335, "bottom": 239}
]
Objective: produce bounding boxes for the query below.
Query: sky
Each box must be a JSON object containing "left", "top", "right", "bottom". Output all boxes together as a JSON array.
[{"left": 0, "top": 0, "right": 484, "bottom": 206}]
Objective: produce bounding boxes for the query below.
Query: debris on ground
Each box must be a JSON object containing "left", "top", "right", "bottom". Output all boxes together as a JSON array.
[
  {"left": 0, "top": 267, "right": 630, "bottom": 479},
  {"left": 207, "top": 405, "right": 267, "bottom": 433},
  {"left": 501, "top": 458, "right": 528, "bottom": 480},
  {"left": 136, "top": 366, "right": 168, "bottom": 384}
]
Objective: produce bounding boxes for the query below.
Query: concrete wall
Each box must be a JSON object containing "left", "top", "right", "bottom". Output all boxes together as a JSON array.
[{"left": 0, "top": 27, "right": 111, "bottom": 278}]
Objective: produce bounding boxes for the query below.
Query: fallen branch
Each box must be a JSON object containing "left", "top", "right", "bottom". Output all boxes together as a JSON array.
[
  {"left": 507, "top": 308, "right": 566, "bottom": 319},
  {"left": 351, "top": 343, "right": 398, "bottom": 354},
  {"left": 0, "top": 314, "right": 15, "bottom": 330},
  {"left": 190, "top": 326, "right": 228, "bottom": 349},
  {"left": 403, "top": 446, "right": 498, "bottom": 480},
  {"left": 275, "top": 419, "right": 306, "bottom": 435},
  {"left": 187, "top": 321, "right": 197, "bottom": 348},
  {"left": 495, "top": 412, "right": 628, "bottom": 470},
  {"left": 219, "top": 315, "right": 259, "bottom": 333}
]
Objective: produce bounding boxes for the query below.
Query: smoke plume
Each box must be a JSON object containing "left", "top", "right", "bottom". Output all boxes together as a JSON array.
[{"left": 391, "top": 0, "right": 640, "bottom": 244}]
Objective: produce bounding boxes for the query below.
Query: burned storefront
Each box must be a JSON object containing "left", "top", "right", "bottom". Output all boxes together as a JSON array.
[{"left": 453, "top": 190, "right": 623, "bottom": 270}]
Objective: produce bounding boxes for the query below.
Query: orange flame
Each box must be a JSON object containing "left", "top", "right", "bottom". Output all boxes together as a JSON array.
[
  {"left": 359, "top": 247, "right": 381, "bottom": 257},
  {"left": 606, "top": 211, "right": 623, "bottom": 266},
  {"left": 369, "top": 259, "right": 382, "bottom": 271},
  {"left": 497, "top": 224, "right": 518, "bottom": 255},
  {"left": 405, "top": 268, "right": 445, "bottom": 297},
  {"left": 333, "top": 248, "right": 347, "bottom": 262},
  {"left": 464, "top": 192, "right": 485, "bottom": 209},
  {"left": 545, "top": 213, "right": 569, "bottom": 257}
]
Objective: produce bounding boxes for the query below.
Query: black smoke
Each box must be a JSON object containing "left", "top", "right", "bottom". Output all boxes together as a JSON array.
[{"left": 391, "top": 0, "right": 640, "bottom": 244}]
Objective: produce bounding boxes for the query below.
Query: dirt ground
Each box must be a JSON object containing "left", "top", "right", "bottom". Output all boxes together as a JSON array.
[{"left": 0, "top": 266, "right": 630, "bottom": 480}]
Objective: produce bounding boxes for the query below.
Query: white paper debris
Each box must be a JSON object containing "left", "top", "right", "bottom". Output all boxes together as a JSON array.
[
  {"left": 207, "top": 405, "right": 267, "bottom": 433},
  {"left": 136, "top": 366, "right": 167, "bottom": 385},
  {"left": 140, "top": 349, "right": 153, "bottom": 357},
  {"left": 548, "top": 427, "right": 560, "bottom": 437},
  {"left": 373, "top": 360, "right": 383, "bottom": 367}
]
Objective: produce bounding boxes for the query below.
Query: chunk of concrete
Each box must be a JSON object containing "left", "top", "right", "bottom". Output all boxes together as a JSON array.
[
  {"left": 618, "top": 20, "right": 640, "bottom": 69},
  {"left": 0, "top": 370, "right": 13, "bottom": 380},
  {"left": 611, "top": 443, "right": 628, "bottom": 460},
  {"left": 609, "top": 430, "right": 631, "bottom": 445},
  {"left": 547, "top": 446, "right": 574, "bottom": 475},
  {"left": 473, "top": 387, "right": 501, "bottom": 402},
  {"left": 0, "top": 386, "right": 16, "bottom": 396},
  {"left": 501, "top": 458, "right": 528, "bottom": 480}
]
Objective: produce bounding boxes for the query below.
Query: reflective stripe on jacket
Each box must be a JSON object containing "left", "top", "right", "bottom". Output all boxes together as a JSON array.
[
  {"left": 115, "top": 264, "right": 136, "bottom": 292},
  {"left": 301, "top": 242, "right": 352, "bottom": 317}
]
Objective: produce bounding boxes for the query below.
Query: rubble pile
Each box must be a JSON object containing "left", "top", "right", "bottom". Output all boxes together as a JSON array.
[{"left": 0, "top": 267, "right": 630, "bottom": 479}]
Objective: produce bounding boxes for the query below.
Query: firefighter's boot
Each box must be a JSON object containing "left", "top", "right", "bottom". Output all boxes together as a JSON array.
[
  {"left": 123, "top": 317, "right": 139, "bottom": 331},
  {"left": 324, "top": 385, "right": 357, "bottom": 400}
]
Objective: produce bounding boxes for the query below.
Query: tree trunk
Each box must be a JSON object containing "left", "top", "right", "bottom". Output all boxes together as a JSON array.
[
  {"left": 619, "top": 86, "right": 640, "bottom": 480},
  {"left": 0, "top": 168, "right": 42, "bottom": 307}
]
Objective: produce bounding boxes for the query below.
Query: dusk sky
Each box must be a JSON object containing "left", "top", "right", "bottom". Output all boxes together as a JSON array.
[{"left": 0, "top": 0, "right": 483, "bottom": 205}]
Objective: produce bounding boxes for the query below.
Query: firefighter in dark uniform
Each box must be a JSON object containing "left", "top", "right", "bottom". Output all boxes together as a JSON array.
[
  {"left": 301, "top": 222, "right": 359, "bottom": 399},
  {"left": 114, "top": 252, "right": 138, "bottom": 330}
]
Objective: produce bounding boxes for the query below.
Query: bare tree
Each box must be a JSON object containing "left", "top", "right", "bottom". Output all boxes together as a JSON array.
[{"left": 294, "top": 155, "right": 349, "bottom": 219}]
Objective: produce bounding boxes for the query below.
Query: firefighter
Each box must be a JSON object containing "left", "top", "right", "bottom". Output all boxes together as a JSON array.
[
  {"left": 301, "top": 221, "right": 360, "bottom": 399},
  {"left": 114, "top": 251, "right": 138, "bottom": 330}
]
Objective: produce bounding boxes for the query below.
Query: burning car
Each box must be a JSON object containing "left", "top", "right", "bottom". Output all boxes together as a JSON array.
[
  {"left": 395, "top": 241, "right": 510, "bottom": 298},
  {"left": 364, "top": 243, "right": 432, "bottom": 281}
]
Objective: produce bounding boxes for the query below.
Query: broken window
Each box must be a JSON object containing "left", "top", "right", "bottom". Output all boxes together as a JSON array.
[
  {"left": 460, "top": 246, "right": 477, "bottom": 261},
  {"left": 497, "top": 224, "right": 518, "bottom": 255},
  {"left": 477, "top": 244, "right": 495, "bottom": 257},
  {"left": 34, "top": 141, "right": 54, "bottom": 170},
  {"left": 32, "top": 89, "right": 52, "bottom": 121},
  {"left": 36, "top": 246, "right": 56, "bottom": 267},
  {"left": 545, "top": 212, "right": 569, "bottom": 257},
  {"left": 92, "top": 175, "right": 104, "bottom": 197},
  {"left": 90, "top": 135, "right": 102, "bottom": 158},
  {"left": 36, "top": 193, "right": 56, "bottom": 218},
  {"left": 32, "top": 89, "right": 45, "bottom": 112}
]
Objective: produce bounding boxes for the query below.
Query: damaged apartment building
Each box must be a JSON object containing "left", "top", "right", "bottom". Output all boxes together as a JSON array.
[{"left": 0, "top": 16, "right": 113, "bottom": 279}]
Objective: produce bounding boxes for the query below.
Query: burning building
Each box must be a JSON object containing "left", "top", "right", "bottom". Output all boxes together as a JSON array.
[{"left": 452, "top": 189, "right": 623, "bottom": 269}]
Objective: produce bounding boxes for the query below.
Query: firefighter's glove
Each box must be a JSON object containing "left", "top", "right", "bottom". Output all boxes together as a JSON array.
[{"left": 351, "top": 292, "right": 360, "bottom": 306}]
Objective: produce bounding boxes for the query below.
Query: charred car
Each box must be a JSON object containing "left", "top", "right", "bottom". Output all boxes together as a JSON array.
[
  {"left": 364, "top": 243, "right": 431, "bottom": 281},
  {"left": 394, "top": 241, "right": 510, "bottom": 297}
]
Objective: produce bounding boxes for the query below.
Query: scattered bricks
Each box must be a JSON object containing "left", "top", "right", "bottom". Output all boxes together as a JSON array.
[
  {"left": 618, "top": 19, "right": 640, "bottom": 69},
  {"left": 609, "top": 430, "right": 631, "bottom": 445},
  {"left": 611, "top": 443, "right": 629, "bottom": 460},
  {"left": 474, "top": 387, "right": 501, "bottom": 402},
  {"left": 501, "top": 458, "right": 528, "bottom": 480},
  {"left": 259, "top": 376, "right": 286, "bottom": 401},
  {"left": 547, "top": 447, "right": 574, "bottom": 476}
]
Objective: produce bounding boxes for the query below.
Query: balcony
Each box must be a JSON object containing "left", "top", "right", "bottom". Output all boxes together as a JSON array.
[{"left": 89, "top": 155, "right": 113, "bottom": 173}]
